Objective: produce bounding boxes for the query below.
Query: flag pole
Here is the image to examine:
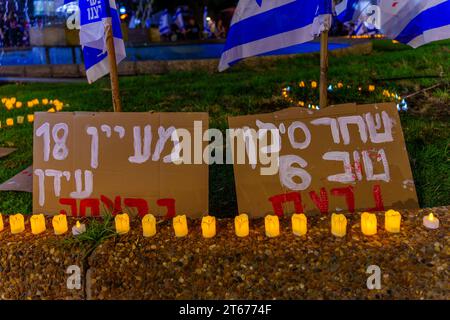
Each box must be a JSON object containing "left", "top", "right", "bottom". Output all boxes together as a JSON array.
[
  {"left": 105, "top": 20, "right": 122, "bottom": 112},
  {"left": 319, "top": 30, "right": 329, "bottom": 109}
]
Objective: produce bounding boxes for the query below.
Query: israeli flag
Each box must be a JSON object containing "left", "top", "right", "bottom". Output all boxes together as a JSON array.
[
  {"left": 336, "top": 0, "right": 450, "bottom": 48},
  {"left": 203, "top": 6, "right": 212, "bottom": 36},
  {"left": 219, "top": 0, "right": 333, "bottom": 72},
  {"left": 174, "top": 7, "right": 185, "bottom": 31},
  {"left": 79, "top": 0, "right": 126, "bottom": 84},
  {"left": 159, "top": 9, "right": 170, "bottom": 35}
]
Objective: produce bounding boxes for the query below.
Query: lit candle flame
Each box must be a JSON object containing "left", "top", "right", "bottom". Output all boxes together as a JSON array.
[
  {"left": 428, "top": 213, "right": 434, "bottom": 221},
  {"left": 76, "top": 221, "right": 81, "bottom": 228}
]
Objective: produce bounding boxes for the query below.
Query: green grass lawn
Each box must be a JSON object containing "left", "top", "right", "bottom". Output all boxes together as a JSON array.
[{"left": 0, "top": 40, "right": 449, "bottom": 215}]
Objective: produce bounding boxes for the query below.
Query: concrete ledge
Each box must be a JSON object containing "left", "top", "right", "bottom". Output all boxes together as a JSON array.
[
  {"left": 24, "top": 65, "right": 53, "bottom": 78},
  {"left": 0, "top": 66, "right": 26, "bottom": 77},
  {"left": 1, "top": 41, "right": 374, "bottom": 80},
  {"left": 118, "top": 61, "right": 137, "bottom": 76},
  {"left": 136, "top": 60, "right": 168, "bottom": 75},
  {"left": 52, "top": 64, "right": 81, "bottom": 78}
]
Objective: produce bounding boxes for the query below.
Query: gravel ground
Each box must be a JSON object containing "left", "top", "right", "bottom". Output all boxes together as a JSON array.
[
  {"left": 0, "top": 228, "right": 85, "bottom": 300},
  {"left": 88, "top": 207, "right": 449, "bottom": 300},
  {"left": 0, "top": 207, "right": 448, "bottom": 300}
]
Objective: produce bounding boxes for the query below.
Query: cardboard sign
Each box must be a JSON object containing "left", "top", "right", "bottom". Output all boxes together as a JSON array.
[
  {"left": 228, "top": 103, "right": 419, "bottom": 218},
  {"left": 0, "top": 147, "right": 17, "bottom": 159},
  {"left": 0, "top": 166, "right": 33, "bottom": 192},
  {"left": 33, "top": 112, "right": 209, "bottom": 217}
]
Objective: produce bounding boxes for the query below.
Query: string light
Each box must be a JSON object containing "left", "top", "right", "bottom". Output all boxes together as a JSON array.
[{"left": 281, "top": 81, "right": 408, "bottom": 112}]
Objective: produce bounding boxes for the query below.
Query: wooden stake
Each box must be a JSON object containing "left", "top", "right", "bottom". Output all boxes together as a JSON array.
[
  {"left": 319, "top": 30, "right": 329, "bottom": 109},
  {"left": 105, "top": 20, "right": 122, "bottom": 112}
]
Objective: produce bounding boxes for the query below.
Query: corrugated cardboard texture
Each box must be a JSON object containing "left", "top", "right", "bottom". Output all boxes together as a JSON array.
[
  {"left": 33, "top": 112, "right": 208, "bottom": 218},
  {"left": 228, "top": 103, "right": 419, "bottom": 218}
]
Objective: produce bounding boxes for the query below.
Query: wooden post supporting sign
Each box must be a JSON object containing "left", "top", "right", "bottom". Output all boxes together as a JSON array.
[
  {"left": 319, "top": 30, "right": 329, "bottom": 109},
  {"left": 105, "top": 19, "right": 122, "bottom": 112}
]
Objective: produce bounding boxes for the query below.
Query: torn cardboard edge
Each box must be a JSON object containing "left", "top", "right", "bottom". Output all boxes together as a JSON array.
[{"left": 0, "top": 165, "right": 33, "bottom": 192}]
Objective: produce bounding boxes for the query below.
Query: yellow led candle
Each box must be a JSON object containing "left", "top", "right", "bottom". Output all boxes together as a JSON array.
[
  {"left": 52, "top": 214, "right": 68, "bottom": 235},
  {"left": 48, "top": 108, "right": 56, "bottom": 113},
  {"left": 10, "top": 214, "right": 25, "bottom": 234},
  {"left": 10, "top": 97, "right": 16, "bottom": 104},
  {"left": 235, "top": 213, "right": 249, "bottom": 237},
  {"left": 384, "top": 210, "right": 401, "bottom": 233},
  {"left": 15, "top": 101, "right": 22, "bottom": 108},
  {"left": 292, "top": 213, "right": 307, "bottom": 236},
  {"left": 42, "top": 98, "right": 49, "bottom": 105},
  {"left": 0, "top": 213, "right": 4, "bottom": 232},
  {"left": 115, "top": 213, "right": 130, "bottom": 235},
  {"left": 6, "top": 118, "right": 13, "bottom": 126},
  {"left": 173, "top": 215, "right": 188, "bottom": 237},
  {"left": 265, "top": 215, "right": 280, "bottom": 238},
  {"left": 201, "top": 216, "right": 216, "bottom": 238},
  {"left": 17, "top": 116, "right": 24, "bottom": 124},
  {"left": 30, "top": 214, "right": 46, "bottom": 235},
  {"left": 361, "top": 212, "right": 377, "bottom": 236},
  {"left": 27, "top": 114, "right": 34, "bottom": 123},
  {"left": 311, "top": 81, "right": 318, "bottom": 88},
  {"left": 142, "top": 214, "right": 156, "bottom": 237},
  {"left": 331, "top": 213, "right": 347, "bottom": 237},
  {"left": 27, "top": 101, "right": 33, "bottom": 107}
]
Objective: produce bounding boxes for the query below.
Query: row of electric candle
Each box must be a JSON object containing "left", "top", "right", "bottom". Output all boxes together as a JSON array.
[
  {"left": 0, "top": 213, "right": 85, "bottom": 236},
  {"left": 120, "top": 210, "right": 440, "bottom": 239},
  {"left": 0, "top": 114, "right": 35, "bottom": 128},
  {"left": 0, "top": 211, "right": 440, "bottom": 238}
]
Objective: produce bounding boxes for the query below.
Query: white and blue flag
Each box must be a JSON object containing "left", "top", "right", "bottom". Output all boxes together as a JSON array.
[
  {"left": 159, "top": 9, "right": 171, "bottom": 35},
  {"left": 79, "top": 0, "right": 126, "bottom": 83},
  {"left": 219, "top": 0, "right": 333, "bottom": 71},
  {"left": 174, "top": 7, "right": 185, "bottom": 31},
  {"left": 335, "top": 0, "right": 450, "bottom": 47}
]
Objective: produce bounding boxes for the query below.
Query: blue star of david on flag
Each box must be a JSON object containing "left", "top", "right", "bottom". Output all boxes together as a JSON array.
[{"left": 255, "top": 0, "right": 262, "bottom": 6}]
